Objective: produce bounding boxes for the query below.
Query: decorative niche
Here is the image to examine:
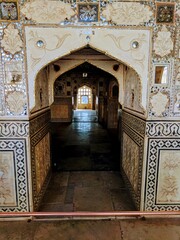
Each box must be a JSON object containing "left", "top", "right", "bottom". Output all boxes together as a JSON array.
[
  {"left": 0, "top": 0, "right": 19, "bottom": 21},
  {"left": 153, "top": 62, "right": 171, "bottom": 85}
]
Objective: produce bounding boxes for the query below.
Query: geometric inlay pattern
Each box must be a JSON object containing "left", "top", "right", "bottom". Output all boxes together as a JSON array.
[
  {"left": 122, "top": 111, "right": 146, "bottom": 137},
  {"left": 146, "top": 122, "right": 180, "bottom": 137},
  {"left": 0, "top": 122, "right": 29, "bottom": 137},
  {"left": 145, "top": 138, "right": 180, "bottom": 211},
  {"left": 0, "top": 139, "right": 29, "bottom": 212}
]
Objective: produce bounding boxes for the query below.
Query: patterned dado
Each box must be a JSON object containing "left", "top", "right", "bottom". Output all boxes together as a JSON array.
[
  {"left": 0, "top": 138, "right": 29, "bottom": 211},
  {"left": 122, "top": 110, "right": 145, "bottom": 209},
  {"left": 144, "top": 120, "right": 180, "bottom": 211},
  {"left": 145, "top": 138, "right": 180, "bottom": 211},
  {"left": 0, "top": 121, "right": 30, "bottom": 212},
  {"left": 30, "top": 110, "right": 51, "bottom": 210}
]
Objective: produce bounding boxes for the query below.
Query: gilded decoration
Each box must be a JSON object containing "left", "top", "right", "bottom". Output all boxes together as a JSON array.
[
  {"left": 78, "top": 3, "right": 99, "bottom": 22},
  {"left": 154, "top": 26, "right": 173, "bottom": 57},
  {"left": 156, "top": 3, "right": 175, "bottom": 24},
  {"left": 6, "top": 91, "right": 26, "bottom": 115},
  {"left": 102, "top": 2, "right": 152, "bottom": 25},
  {"left": 157, "top": 151, "right": 180, "bottom": 204},
  {"left": 1, "top": 24, "right": 22, "bottom": 55},
  {"left": 0, "top": 152, "right": 16, "bottom": 206},
  {"left": 21, "top": 0, "right": 75, "bottom": 24},
  {"left": 150, "top": 91, "right": 169, "bottom": 116},
  {"left": 0, "top": 1, "right": 19, "bottom": 21}
]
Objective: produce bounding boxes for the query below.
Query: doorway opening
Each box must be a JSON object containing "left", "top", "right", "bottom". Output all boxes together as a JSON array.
[
  {"left": 38, "top": 52, "right": 136, "bottom": 212},
  {"left": 77, "top": 85, "right": 92, "bottom": 110}
]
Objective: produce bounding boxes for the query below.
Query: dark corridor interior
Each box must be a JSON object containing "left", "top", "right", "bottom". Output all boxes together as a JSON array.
[
  {"left": 39, "top": 110, "right": 136, "bottom": 212},
  {"left": 52, "top": 110, "right": 120, "bottom": 171}
]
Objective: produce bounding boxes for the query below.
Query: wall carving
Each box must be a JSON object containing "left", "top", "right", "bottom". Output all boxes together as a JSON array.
[
  {"left": 102, "top": 2, "right": 152, "bottom": 25},
  {"left": 122, "top": 132, "right": 139, "bottom": 194},
  {"left": 30, "top": 111, "right": 51, "bottom": 210},
  {"left": 30, "top": 110, "right": 50, "bottom": 137},
  {"left": 28, "top": 30, "right": 71, "bottom": 69},
  {"left": 122, "top": 111, "right": 146, "bottom": 137},
  {"left": 154, "top": 26, "right": 173, "bottom": 57},
  {"left": 145, "top": 138, "right": 180, "bottom": 211},
  {"left": 150, "top": 92, "right": 169, "bottom": 117},
  {"left": 122, "top": 111, "right": 145, "bottom": 209},
  {"left": 21, "top": 0, "right": 75, "bottom": 24},
  {"left": 1, "top": 24, "right": 22, "bottom": 55},
  {"left": 105, "top": 33, "right": 146, "bottom": 70},
  {"left": 35, "top": 133, "right": 51, "bottom": 194},
  {"left": 5, "top": 91, "right": 26, "bottom": 115},
  {"left": 32, "top": 67, "right": 49, "bottom": 113},
  {"left": 0, "top": 139, "right": 29, "bottom": 212},
  {"left": 124, "top": 67, "right": 144, "bottom": 114}
]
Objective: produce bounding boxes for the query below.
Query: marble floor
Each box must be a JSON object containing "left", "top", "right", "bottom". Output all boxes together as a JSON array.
[{"left": 39, "top": 110, "right": 136, "bottom": 212}]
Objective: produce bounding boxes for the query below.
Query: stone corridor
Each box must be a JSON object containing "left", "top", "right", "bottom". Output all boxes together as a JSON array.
[{"left": 39, "top": 110, "right": 135, "bottom": 212}]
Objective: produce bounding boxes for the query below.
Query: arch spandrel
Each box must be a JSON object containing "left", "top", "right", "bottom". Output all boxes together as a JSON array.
[{"left": 25, "top": 26, "right": 151, "bottom": 111}]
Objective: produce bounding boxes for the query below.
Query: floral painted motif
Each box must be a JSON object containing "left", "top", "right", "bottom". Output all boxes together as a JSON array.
[
  {"left": 21, "top": 0, "right": 75, "bottom": 24},
  {"left": 105, "top": 33, "right": 147, "bottom": 69},
  {"left": 154, "top": 26, "right": 173, "bottom": 57},
  {"left": 102, "top": 2, "right": 152, "bottom": 25},
  {"left": 28, "top": 30, "right": 71, "bottom": 68},
  {"left": 157, "top": 151, "right": 180, "bottom": 203},
  {"left": 1, "top": 24, "right": 22, "bottom": 55}
]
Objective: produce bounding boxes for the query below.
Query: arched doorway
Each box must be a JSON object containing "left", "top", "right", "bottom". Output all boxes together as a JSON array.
[{"left": 29, "top": 39, "right": 147, "bottom": 211}]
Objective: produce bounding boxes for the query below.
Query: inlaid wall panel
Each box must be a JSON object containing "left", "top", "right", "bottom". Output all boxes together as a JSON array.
[
  {"left": 122, "top": 111, "right": 145, "bottom": 209},
  {"left": 0, "top": 121, "right": 30, "bottom": 212},
  {"left": 30, "top": 110, "right": 51, "bottom": 210},
  {"left": 144, "top": 120, "right": 180, "bottom": 211}
]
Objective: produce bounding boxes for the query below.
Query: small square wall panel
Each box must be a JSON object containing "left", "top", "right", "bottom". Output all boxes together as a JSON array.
[
  {"left": 156, "top": 2, "right": 175, "bottom": 24},
  {"left": 78, "top": 3, "right": 99, "bottom": 22}
]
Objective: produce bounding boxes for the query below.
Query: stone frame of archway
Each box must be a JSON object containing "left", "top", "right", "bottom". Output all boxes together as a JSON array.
[{"left": 24, "top": 26, "right": 151, "bottom": 115}]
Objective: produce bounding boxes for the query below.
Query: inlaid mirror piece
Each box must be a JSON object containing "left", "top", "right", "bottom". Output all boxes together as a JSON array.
[
  {"left": 78, "top": 3, "right": 99, "bottom": 22},
  {"left": 0, "top": 1, "right": 19, "bottom": 21},
  {"left": 154, "top": 65, "right": 169, "bottom": 84},
  {"left": 156, "top": 3, "right": 175, "bottom": 24}
]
